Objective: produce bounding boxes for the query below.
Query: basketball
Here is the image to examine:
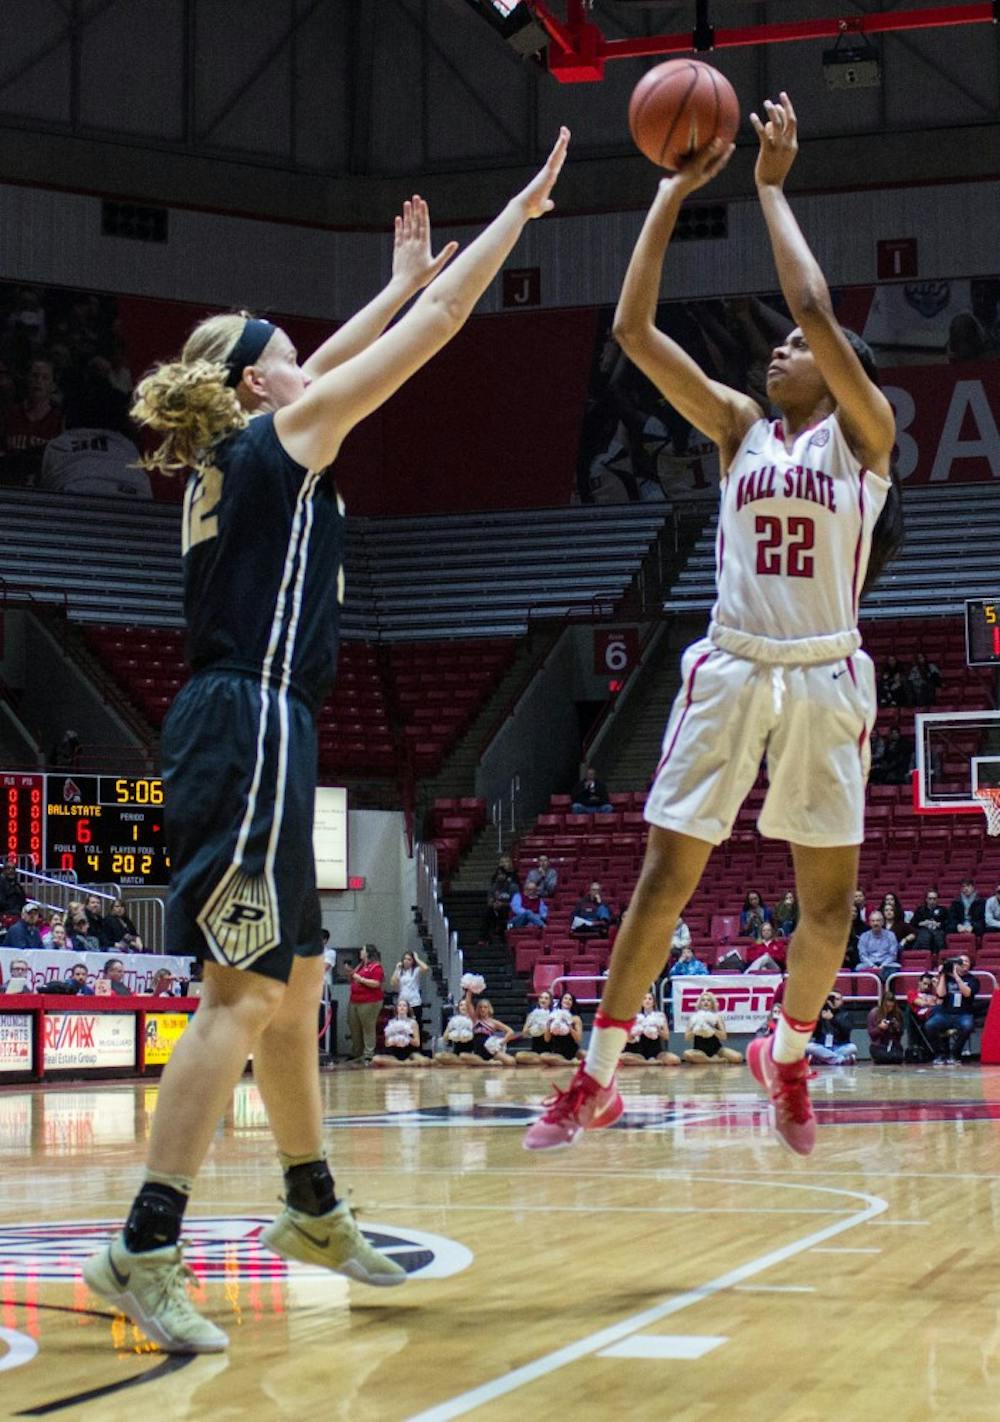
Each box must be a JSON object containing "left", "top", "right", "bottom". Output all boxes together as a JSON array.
[{"left": 628, "top": 59, "right": 740, "bottom": 171}]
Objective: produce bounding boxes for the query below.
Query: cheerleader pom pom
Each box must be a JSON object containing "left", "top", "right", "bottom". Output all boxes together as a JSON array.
[
  {"left": 548, "top": 1008, "right": 572, "bottom": 1036},
  {"left": 461, "top": 973, "right": 486, "bottom": 994},
  {"left": 444, "top": 1016, "right": 474, "bottom": 1042},
  {"left": 526, "top": 1008, "right": 549, "bottom": 1037},
  {"left": 484, "top": 1033, "right": 507, "bottom": 1056}
]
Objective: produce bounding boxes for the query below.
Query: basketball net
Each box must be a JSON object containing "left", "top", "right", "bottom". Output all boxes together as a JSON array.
[{"left": 974, "top": 788, "right": 1000, "bottom": 837}]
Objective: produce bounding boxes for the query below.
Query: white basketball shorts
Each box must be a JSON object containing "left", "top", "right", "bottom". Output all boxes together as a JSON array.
[{"left": 644, "top": 637, "right": 877, "bottom": 849}]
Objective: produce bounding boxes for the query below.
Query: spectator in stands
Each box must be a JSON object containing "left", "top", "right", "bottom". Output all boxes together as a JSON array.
[
  {"left": 102, "top": 958, "right": 131, "bottom": 996},
  {"left": 151, "top": 969, "right": 177, "bottom": 997},
  {"left": 907, "top": 652, "right": 941, "bottom": 708},
  {"left": 571, "top": 881, "right": 613, "bottom": 935},
  {"left": 508, "top": 881, "right": 548, "bottom": 931},
  {"left": 571, "top": 766, "right": 613, "bottom": 814},
  {"left": 773, "top": 891, "right": 798, "bottom": 938},
  {"left": 4, "top": 958, "right": 30, "bottom": 992},
  {"left": 41, "top": 909, "right": 66, "bottom": 946},
  {"left": 70, "top": 962, "right": 94, "bottom": 996},
  {"left": 40, "top": 356, "right": 150, "bottom": 498},
  {"left": 872, "top": 725, "right": 912, "bottom": 785},
  {"left": 84, "top": 894, "right": 110, "bottom": 945},
  {"left": 525, "top": 855, "right": 558, "bottom": 898},
  {"left": 847, "top": 889, "right": 868, "bottom": 951},
  {"left": 906, "top": 972, "right": 938, "bottom": 1059},
  {"left": 72, "top": 914, "right": 101, "bottom": 951},
  {"left": 856, "top": 910, "right": 901, "bottom": 980},
  {"left": 868, "top": 730, "right": 886, "bottom": 783},
  {"left": 621, "top": 990, "right": 680, "bottom": 1066},
  {"left": 482, "top": 855, "right": 519, "bottom": 943},
  {"left": 881, "top": 894, "right": 915, "bottom": 953},
  {"left": 47, "top": 922, "right": 70, "bottom": 951},
  {"left": 0, "top": 356, "right": 63, "bottom": 485},
  {"left": 682, "top": 990, "right": 743, "bottom": 1064},
  {"left": 806, "top": 997, "right": 858, "bottom": 1066},
  {"left": 391, "top": 949, "right": 429, "bottom": 1032},
  {"left": 670, "top": 944, "right": 708, "bottom": 976},
  {"left": 746, "top": 921, "right": 788, "bottom": 973},
  {"left": 867, "top": 990, "right": 905, "bottom": 1064},
  {"left": 739, "top": 890, "right": 772, "bottom": 941},
  {"left": 909, "top": 889, "right": 947, "bottom": 958},
  {"left": 0, "top": 863, "right": 27, "bottom": 917},
  {"left": 927, "top": 952, "right": 979, "bottom": 1065},
  {"left": 947, "top": 878, "right": 986, "bottom": 937},
  {"left": 671, "top": 917, "right": 691, "bottom": 955},
  {"left": 877, "top": 655, "right": 908, "bottom": 708},
  {"left": 4, "top": 902, "right": 43, "bottom": 950},
  {"left": 104, "top": 899, "right": 143, "bottom": 951},
  {"left": 984, "top": 880, "right": 1000, "bottom": 933},
  {"left": 50, "top": 730, "right": 82, "bottom": 770},
  {"left": 348, "top": 946, "right": 384, "bottom": 1064}
]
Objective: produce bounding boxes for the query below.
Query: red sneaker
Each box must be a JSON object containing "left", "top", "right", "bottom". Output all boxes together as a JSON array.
[
  {"left": 747, "top": 1036, "right": 816, "bottom": 1156},
  {"left": 522, "top": 1066, "right": 624, "bottom": 1151}
]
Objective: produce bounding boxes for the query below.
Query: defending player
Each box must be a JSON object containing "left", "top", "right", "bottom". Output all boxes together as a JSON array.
[
  {"left": 524, "top": 94, "right": 901, "bottom": 1154},
  {"left": 83, "top": 128, "right": 569, "bottom": 1352}
]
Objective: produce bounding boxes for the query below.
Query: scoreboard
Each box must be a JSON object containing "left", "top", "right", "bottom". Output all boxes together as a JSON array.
[
  {"left": 1, "top": 773, "right": 169, "bottom": 886},
  {"left": 965, "top": 599, "right": 1000, "bottom": 667}
]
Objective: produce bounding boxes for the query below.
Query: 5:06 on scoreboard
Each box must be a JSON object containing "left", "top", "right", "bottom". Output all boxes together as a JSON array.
[{"left": 44, "top": 775, "right": 171, "bottom": 886}]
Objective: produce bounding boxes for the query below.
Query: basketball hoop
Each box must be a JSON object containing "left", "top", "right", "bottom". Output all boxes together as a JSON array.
[{"left": 974, "top": 788, "right": 1000, "bottom": 837}]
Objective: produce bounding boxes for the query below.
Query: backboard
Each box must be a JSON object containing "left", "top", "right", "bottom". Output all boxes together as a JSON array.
[{"left": 913, "top": 710, "right": 1000, "bottom": 814}]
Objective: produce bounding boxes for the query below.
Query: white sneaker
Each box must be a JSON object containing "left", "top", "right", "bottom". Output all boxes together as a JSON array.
[
  {"left": 261, "top": 1200, "right": 406, "bottom": 1286},
  {"left": 82, "top": 1235, "right": 228, "bottom": 1353}
]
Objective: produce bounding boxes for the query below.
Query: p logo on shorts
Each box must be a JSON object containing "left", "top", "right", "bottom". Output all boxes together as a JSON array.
[{"left": 197, "top": 867, "right": 279, "bottom": 969}]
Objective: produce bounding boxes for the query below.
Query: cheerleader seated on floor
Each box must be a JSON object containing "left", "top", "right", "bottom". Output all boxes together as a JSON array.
[
  {"left": 621, "top": 990, "right": 681, "bottom": 1066},
  {"left": 434, "top": 1000, "right": 479, "bottom": 1066},
  {"left": 372, "top": 1000, "right": 430, "bottom": 1068},
  {"left": 471, "top": 998, "right": 516, "bottom": 1067},
  {"left": 539, "top": 992, "right": 584, "bottom": 1065},
  {"left": 515, "top": 990, "right": 554, "bottom": 1064},
  {"left": 683, "top": 990, "right": 743, "bottom": 1064}
]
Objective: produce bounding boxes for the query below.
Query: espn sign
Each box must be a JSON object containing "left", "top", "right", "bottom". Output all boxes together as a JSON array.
[{"left": 671, "top": 974, "right": 781, "bottom": 1034}]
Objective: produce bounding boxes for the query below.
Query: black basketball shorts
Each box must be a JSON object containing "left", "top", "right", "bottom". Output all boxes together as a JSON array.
[{"left": 161, "top": 670, "right": 322, "bottom": 983}]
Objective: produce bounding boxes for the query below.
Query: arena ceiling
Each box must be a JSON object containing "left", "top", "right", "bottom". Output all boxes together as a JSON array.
[{"left": 0, "top": 1, "right": 997, "bottom": 223}]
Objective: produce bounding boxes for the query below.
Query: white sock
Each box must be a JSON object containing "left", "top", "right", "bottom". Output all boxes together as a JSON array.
[
  {"left": 772, "top": 1010, "right": 816, "bottom": 1065},
  {"left": 584, "top": 1012, "right": 632, "bottom": 1087}
]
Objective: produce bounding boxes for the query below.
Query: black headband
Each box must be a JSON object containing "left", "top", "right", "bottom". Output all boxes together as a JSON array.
[{"left": 224, "top": 318, "right": 276, "bottom": 388}]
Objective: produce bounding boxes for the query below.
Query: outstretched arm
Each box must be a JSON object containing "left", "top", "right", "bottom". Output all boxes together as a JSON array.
[
  {"left": 302, "top": 197, "right": 458, "bottom": 379},
  {"left": 276, "top": 130, "right": 570, "bottom": 471},
  {"left": 612, "top": 141, "right": 762, "bottom": 465},
  {"left": 752, "top": 93, "right": 894, "bottom": 472}
]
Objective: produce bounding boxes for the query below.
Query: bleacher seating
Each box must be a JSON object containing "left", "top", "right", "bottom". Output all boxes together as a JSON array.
[{"left": 0, "top": 488, "right": 665, "bottom": 641}]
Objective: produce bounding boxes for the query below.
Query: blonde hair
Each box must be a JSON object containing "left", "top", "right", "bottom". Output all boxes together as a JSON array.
[
  {"left": 696, "top": 991, "right": 719, "bottom": 1012},
  {"left": 132, "top": 312, "right": 254, "bottom": 475}
]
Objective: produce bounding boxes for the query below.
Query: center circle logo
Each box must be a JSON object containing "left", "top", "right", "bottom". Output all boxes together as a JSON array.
[{"left": 0, "top": 1217, "right": 472, "bottom": 1282}]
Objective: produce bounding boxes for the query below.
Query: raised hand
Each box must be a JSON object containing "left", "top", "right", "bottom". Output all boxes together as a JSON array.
[
  {"left": 750, "top": 92, "right": 799, "bottom": 188},
  {"left": 667, "top": 135, "right": 735, "bottom": 197},
  {"left": 514, "top": 127, "right": 571, "bottom": 220},
  {"left": 392, "top": 195, "right": 460, "bottom": 292}
]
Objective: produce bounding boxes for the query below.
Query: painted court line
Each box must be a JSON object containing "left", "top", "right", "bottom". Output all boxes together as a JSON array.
[
  {"left": 390, "top": 1203, "right": 855, "bottom": 1217},
  {"left": 404, "top": 1178, "right": 887, "bottom": 1422},
  {"left": 811, "top": 1246, "right": 881, "bottom": 1254},
  {"left": 732, "top": 1284, "right": 815, "bottom": 1294},
  {"left": 599, "top": 1335, "right": 727, "bottom": 1360},
  {"left": 0, "top": 1328, "right": 38, "bottom": 1374}
]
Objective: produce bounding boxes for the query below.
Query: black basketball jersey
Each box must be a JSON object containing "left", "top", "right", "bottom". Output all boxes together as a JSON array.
[{"left": 181, "top": 413, "right": 345, "bottom": 708}]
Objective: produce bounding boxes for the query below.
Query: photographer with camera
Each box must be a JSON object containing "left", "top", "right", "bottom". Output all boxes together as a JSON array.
[{"left": 926, "top": 952, "right": 979, "bottom": 1067}]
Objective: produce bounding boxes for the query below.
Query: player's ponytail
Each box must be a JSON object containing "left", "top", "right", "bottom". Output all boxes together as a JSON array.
[
  {"left": 131, "top": 312, "right": 252, "bottom": 475},
  {"left": 839, "top": 327, "right": 905, "bottom": 598}
]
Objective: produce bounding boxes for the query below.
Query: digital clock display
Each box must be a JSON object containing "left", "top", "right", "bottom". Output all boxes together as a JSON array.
[
  {"left": 44, "top": 774, "right": 169, "bottom": 886},
  {"left": 965, "top": 599, "right": 1000, "bottom": 666}
]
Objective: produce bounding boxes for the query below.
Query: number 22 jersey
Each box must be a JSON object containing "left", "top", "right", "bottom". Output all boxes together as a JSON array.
[{"left": 708, "top": 413, "right": 890, "bottom": 665}]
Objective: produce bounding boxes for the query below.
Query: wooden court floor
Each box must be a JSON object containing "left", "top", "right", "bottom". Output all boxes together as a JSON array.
[{"left": 4, "top": 1063, "right": 1000, "bottom": 1420}]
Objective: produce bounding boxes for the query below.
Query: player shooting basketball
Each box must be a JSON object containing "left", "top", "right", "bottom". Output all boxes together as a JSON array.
[{"left": 524, "top": 92, "right": 903, "bottom": 1155}]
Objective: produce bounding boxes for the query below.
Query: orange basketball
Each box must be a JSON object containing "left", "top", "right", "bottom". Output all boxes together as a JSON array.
[{"left": 628, "top": 59, "right": 740, "bottom": 171}]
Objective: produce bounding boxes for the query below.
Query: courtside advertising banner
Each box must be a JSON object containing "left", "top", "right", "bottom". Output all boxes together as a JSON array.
[
  {"left": 0, "top": 1014, "right": 33, "bottom": 1071},
  {"left": 0, "top": 949, "right": 191, "bottom": 993},
  {"left": 144, "top": 1012, "right": 192, "bottom": 1066},
  {"left": 43, "top": 1012, "right": 136, "bottom": 1071},
  {"left": 671, "top": 974, "right": 781, "bottom": 1034}
]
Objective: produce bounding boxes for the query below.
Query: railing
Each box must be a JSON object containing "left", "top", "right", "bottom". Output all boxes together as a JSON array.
[
  {"left": 887, "top": 970, "right": 998, "bottom": 999},
  {"left": 17, "top": 870, "right": 121, "bottom": 911},
  {"left": 15, "top": 857, "right": 75, "bottom": 882},
  {"left": 489, "top": 776, "right": 521, "bottom": 852},
  {"left": 551, "top": 972, "right": 606, "bottom": 1005},
  {"left": 416, "top": 843, "right": 463, "bottom": 1002},
  {"left": 124, "top": 895, "right": 167, "bottom": 953}
]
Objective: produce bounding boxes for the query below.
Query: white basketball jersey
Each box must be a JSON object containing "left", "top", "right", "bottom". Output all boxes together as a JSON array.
[{"left": 712, "top": 414, "right": 890, "bottom": 648}]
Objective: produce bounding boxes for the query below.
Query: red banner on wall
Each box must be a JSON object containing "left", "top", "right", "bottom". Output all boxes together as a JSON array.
[{"left": 882, "top": 361, "right": 1000, "bottom": 486}]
